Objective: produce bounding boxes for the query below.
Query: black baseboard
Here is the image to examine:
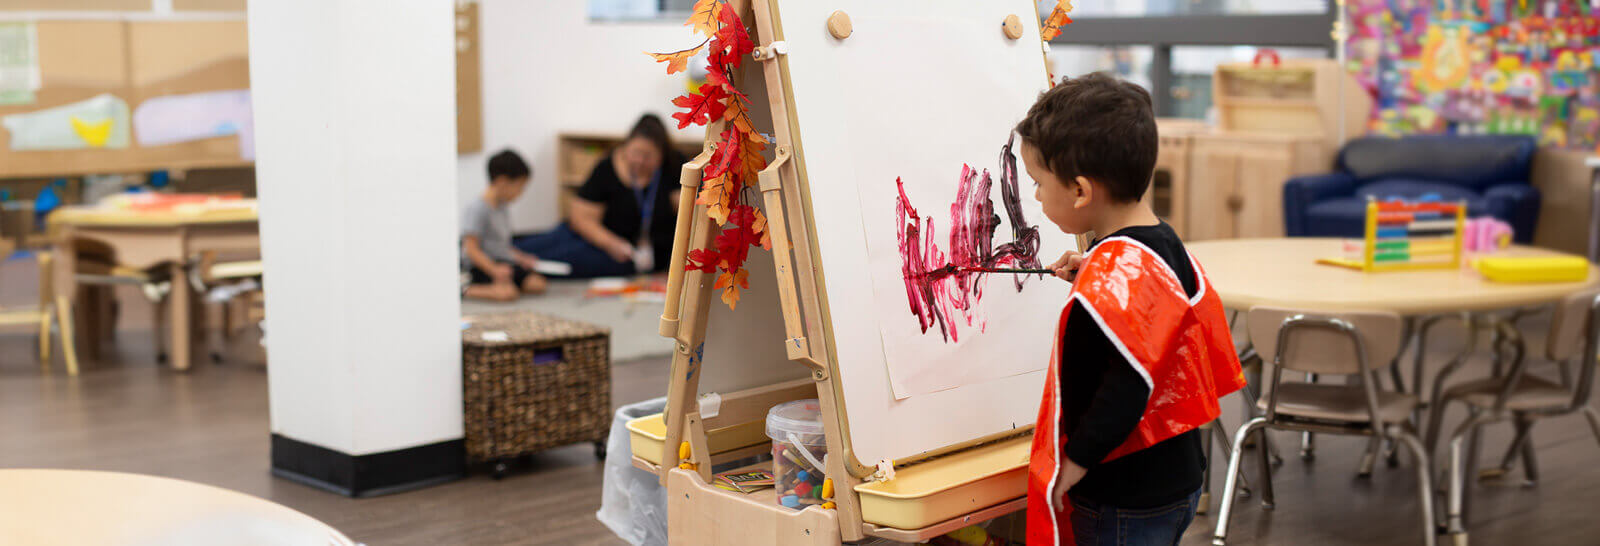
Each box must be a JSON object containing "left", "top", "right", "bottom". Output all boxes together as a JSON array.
[{"left": 271, "top": 434, "right": 465, "bottom": 498}]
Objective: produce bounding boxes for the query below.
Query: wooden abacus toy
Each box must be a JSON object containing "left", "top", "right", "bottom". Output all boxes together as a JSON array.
[{"left": 1317, "top": 197, "right": 1466, "bottom": 272}]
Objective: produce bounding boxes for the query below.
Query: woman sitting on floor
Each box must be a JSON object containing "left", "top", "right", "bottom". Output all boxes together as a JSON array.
[{"left": 515, "top": 114, "right": 684, "bottom": 278}]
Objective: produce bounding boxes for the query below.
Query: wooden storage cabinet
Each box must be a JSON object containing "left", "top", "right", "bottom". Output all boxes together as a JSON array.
[
  {"left": 1150, "top": 118, "right": 1207, "bottom": 237},
  {"left": 1186, "top": 133, "right": 1328, "bottom": 241}
]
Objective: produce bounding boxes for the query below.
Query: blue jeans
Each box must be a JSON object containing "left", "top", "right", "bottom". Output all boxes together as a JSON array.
[
  {"left": 512, "top": 224, "right": 635, "bottom": 279},
  {"left": 1067, "top": 489, "right": 1200, "bottom": 546}
]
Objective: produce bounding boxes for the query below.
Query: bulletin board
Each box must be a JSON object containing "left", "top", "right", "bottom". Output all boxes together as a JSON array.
[
  {"left": 1346, "top": 0, "right": 1600, "bottom": 150},
  {"left": 0, "top": 19, "right": 252, "bottom": 179},
  {"left": 775, "top": 0, "right": 1073, "bottom": 466}
]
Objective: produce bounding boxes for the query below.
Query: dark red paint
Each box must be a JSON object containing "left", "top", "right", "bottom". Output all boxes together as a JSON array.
[{"left": 896, "top": 135, "right": 1042, "bottom": 343}]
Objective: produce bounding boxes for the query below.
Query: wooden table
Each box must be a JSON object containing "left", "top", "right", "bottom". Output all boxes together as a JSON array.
[
  {"left": 1189, "top": 238, "right": 1599, "bottom": 315},
  {"left": 49, "top": 202, "right": 259, "bottom": 371},
  {"left": 0, "top": 469, "right": 354, "bottom": 546}
]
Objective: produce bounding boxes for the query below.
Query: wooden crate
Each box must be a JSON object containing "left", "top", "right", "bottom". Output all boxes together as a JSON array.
[
  {"left": 1213, "top": 58, "right": 1371, "bottom": 155},
  {"left": 461, "top": 312, "right": 612, "bottom": 475}
]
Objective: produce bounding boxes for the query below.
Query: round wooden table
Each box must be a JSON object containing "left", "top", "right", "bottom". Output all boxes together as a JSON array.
[
  {"left": 1188, "top": 238, "right": 1599, "bottom": 315},
  {"left": 0, "top": 469, "right": 355, "bottom": 546}
]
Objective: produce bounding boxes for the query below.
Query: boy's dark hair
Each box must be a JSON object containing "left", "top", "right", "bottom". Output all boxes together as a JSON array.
[
  {"left": 1014, "top": 72, "right": 1157, "bottom": 204},
  {"left": 627, "top": 113, "right": 673, "bottom": 159},
  {"left": 487, "top": 149, "right": 531, "bottom": 182}
]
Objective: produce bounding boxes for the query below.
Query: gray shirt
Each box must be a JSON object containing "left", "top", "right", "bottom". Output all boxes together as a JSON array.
[{"left": 461, "top": 197, "right": 516, "bottom": 270}]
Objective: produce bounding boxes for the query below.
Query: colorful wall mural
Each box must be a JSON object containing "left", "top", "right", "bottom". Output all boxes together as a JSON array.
[{"left": 1346, "top": 0, "right": 1599, "bottom": 151}]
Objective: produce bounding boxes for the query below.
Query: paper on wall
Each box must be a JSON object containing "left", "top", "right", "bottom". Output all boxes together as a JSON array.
[
  {"left": 133, "top": 89, "right": 254, "bottom": 158},
  {"left": 0, "top": 23, "right": 40, "bottom": 106},
  {"left": 2, "top": 94, "right": 131, "bottom": 150}
]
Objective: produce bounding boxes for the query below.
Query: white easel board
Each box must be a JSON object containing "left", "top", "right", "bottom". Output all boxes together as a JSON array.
[{"left": 777, "top": 0, "right": 1076, "bottom": 465}]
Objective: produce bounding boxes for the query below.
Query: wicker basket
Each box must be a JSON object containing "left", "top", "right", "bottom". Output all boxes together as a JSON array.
[{"left": 461, "top": 312, "right": 611, "bottom": 474}]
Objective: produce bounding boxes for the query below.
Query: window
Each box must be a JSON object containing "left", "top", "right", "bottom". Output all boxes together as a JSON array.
[
  {"left": 1042, "top": 0, "right": 1329, "bottom": 18},
  {"left": 589, "top": 0, "right": 695, "bottom": 21},
  {"left": 1047, "top": 45, "right": 1154, "bottom": 91}
]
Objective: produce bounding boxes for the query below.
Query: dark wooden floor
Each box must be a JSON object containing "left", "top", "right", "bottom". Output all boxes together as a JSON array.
[{"left": 2, "top": 255, "right": 1599, "bottom": 545}]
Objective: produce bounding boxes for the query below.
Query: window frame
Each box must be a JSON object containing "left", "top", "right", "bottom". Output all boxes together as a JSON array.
[{"left": 1049, "top": 10, "right": 1338, "bottom": 116}]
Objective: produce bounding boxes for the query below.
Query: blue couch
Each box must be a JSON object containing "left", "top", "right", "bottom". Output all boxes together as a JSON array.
[{"left": 1283, "top": 135, "right": 1540, "bottom": 243}]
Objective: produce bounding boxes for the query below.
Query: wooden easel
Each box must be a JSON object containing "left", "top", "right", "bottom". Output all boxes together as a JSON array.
[{"left": 636, "top": 1, "right": 1054, "bottom": 543}]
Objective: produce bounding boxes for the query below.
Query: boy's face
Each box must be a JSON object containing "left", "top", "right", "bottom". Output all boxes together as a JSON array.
[
  {"left": 493, "top": 176, "right": 529, "bottom": 202},
  {"left": 1022, "top": 141, "right": 1093, "bottom": 234}
]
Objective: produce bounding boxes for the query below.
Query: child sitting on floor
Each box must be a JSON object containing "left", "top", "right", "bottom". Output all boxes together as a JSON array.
[{"left": 462, "top": 149, "right": 548, "bottom": 301}]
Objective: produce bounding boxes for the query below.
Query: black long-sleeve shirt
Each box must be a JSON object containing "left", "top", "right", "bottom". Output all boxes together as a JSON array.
[{"left": 1060, "top": 222, "right": 1204, "bottom": 509}]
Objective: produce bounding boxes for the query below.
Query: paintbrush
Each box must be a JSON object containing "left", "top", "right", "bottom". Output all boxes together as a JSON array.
[{"left": 917, "top": 264, "right": 1055, "bottom": 277}]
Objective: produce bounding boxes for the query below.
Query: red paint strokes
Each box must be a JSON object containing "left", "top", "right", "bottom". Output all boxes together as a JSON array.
[{"left": 896, "top": 135, "right": 1042, "bottom": 343}]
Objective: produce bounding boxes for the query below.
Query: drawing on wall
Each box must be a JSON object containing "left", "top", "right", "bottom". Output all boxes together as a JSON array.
[
  {"left": 895, "top": 135, "right": 1043, "bottom": 343},
  {"left": 2, "top": 94, "right": 130, "bottom": 151},
  {"left": 133, "top": 90, "right": 255, "bottom": 159},
  {"left": 0, "top": 22, "right": 40, "bottom": 106}
]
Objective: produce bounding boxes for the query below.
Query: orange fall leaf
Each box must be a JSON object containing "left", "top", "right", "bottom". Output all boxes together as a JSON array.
[
  {"left": 684, "top": 0, "right": 723, "bottom": 39},
  {"left": 1041, "top": 0, "right": 1075, "bottom": 41},
  {"left": 648, "top": 44, "right": 706, "bottom": 75}
]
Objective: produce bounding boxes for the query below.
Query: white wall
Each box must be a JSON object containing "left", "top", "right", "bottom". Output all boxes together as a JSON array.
[
  {"left": 458, "top": 1, "right": 703, "bottom": 233},
  {"left": 250, "top": 0, "right": 463, "bottom": 455}
]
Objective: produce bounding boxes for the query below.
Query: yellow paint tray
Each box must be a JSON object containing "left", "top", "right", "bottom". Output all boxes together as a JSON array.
[
  {"left": 627, "top": 413, "right": 771, "bottom": 466},
  {"left": 854, "top": 435, "right": 1030, "bottom": 531},
  {"left": 1475, "top": 256, "right": 1590, "bottom": 284}
]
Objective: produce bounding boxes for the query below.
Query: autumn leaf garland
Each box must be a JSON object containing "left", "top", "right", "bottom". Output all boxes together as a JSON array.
[
  {"left": 651, "top": 0, "right": 1070, "bottom": 310},
  {"left": 648, "top": 0, "right": 769, "bottom": 310}
]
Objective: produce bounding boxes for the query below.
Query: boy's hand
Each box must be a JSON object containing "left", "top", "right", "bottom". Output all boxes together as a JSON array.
[
  {"left": 1049, "top": 250, "right": 1084, "bottom": 282},
  {"left": 516, "top": 254, "right": 540, "bottom": 270},
  {"left": 490, "top": 263, "right": 514, "bottom": 283},
  {"left": 1051, "top": 459, "right": 1087, "bottom": 512}
]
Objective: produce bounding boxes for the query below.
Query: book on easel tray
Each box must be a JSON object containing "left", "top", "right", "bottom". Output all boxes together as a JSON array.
[{"left": 712, "top": 469, "right": 775, "bottom": 494}]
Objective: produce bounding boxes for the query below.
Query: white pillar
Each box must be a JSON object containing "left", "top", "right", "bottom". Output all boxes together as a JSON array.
[{"left": 248, "top": 0, "right": 464, "bottom": 496}]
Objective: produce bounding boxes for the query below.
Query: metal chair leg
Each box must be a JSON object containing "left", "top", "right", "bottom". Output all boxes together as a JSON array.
[
  {"left": 1519, "top": 423, "right": 1539, "bottom": 487},
  {"left": 1481, "top": 416, "right": 1531, "bottom": 482},
  {"left": 1358, "top": 435, "right": 1381, "bottom": 477},
  {"left": 1392, "top": 427, "right": 1439, "bottom": 546},
  {"left": 1583, "top": 406, "right": 1600, "bottom": 449},
  {"left": 1209, "top": 416, "right": 1252, "bottom": 498},
  {"left": 1258, "top": 427, "right": 1276, "bottom": 510},
  {"left": 1213, "top": 417, "right": 1269, "bottom": 546},
  {"left": 1445, "top": 415, "right": 1493, "bottom": 539}
]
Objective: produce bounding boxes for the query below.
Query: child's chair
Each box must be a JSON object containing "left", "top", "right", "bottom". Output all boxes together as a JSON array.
[
  {"left": 187, "top": 249, "right": 263, "bottom": 363},
  {"left": 1425, "top": 290, "right": 1600, "bottom": 544},
  {"left": 0, "top": 238, "right": 78, "bottom": 375},
  {"left": 1213, "top": 307, "right": 1436, "bottom": 546}
]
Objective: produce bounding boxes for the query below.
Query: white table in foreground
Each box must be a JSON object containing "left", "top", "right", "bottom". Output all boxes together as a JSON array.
[
  {"left": 0, "top": 469, "right": 356, "bottom": 546},
  {"left": 1188, "top": 238, "right": 1598, "bottom": 315}
]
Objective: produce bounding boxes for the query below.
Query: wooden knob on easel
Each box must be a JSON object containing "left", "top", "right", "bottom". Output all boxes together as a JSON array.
[
  {"left": 1002, "top": 14, "right": 1025, "bottom": 40},
  {"left": 827, "top": 10, "right": 852, "bottom": 40}
]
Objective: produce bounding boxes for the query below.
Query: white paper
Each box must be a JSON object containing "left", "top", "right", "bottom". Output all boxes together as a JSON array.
[
  {"left": 775, "top": 0, "right": 1069, "bottom": 464},
  {"left": 132, "top": 90, "right": 254, "bottom": 158},
  {"left": 532, "top": 260, "right": 572, "bottom": 276},
  {"left": 835, "top": 14, "right": 1071, "bottom": 400},
  {"left": 480, "top": 331, "right": 510, "bottom": 342},
  {"left": 2, "top": 94, "right": 131, "bottom": 150}
]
